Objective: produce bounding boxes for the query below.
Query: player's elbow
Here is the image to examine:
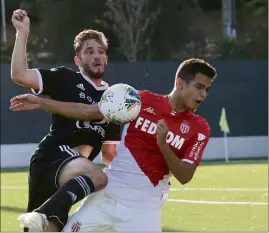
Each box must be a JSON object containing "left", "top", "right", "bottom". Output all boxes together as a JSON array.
[
  {"left": 10, "top": 72, "right": 22, "bottom": 83},
  {"left": 175, "top": 174, "right": 193, "bottom": 185},
  {"left": 178, "top": 178, "right": 191, "bottom": 185},
  {"left": 10, "top": 71, "right": 25, "bottom": 84},
  {"left": 175, "top": 161, "right": 197, "bottom": 185}
]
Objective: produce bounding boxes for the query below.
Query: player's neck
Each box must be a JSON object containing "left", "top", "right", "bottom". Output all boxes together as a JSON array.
[
  {"left": 81, "top": 71, "right": 102, "bottom": 86},
  {"left": 89, "top": 77, "right": 102, "bottom": 86},
  {"left": 168, "top": 91, "right": 187, "bottom": 112}
]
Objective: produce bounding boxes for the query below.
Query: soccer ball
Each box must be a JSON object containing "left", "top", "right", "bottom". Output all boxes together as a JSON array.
[{"left": 99, "top": 83, "right": 141, "bottom": 124}]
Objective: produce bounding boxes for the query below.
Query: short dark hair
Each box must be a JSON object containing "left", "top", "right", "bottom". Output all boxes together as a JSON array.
[
  {"left": 176, "top": 58, "right": 217, "bottom": 83},
  {"left": 73, "top": 29, "right": 108, "bottom": 55}
]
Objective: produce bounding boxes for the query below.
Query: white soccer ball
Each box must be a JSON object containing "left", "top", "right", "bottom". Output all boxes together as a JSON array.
[{"left": 99, "top": 83, "right": 141, "bottom": 124}]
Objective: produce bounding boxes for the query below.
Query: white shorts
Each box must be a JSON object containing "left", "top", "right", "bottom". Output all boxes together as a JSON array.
[{"left": 63, "top": 191, "right": 162, "bottom": 232}]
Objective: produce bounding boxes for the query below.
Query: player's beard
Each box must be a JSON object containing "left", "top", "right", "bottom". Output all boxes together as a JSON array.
[{"left": 81, "top": 63, "right": 105, "bottom": 79}]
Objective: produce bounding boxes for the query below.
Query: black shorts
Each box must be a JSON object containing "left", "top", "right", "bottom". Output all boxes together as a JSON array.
[{"left": 26, "top": 145, "right": 83, "bottom": 219}]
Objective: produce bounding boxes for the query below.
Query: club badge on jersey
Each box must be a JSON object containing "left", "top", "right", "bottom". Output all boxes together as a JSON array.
[
  {"left": 71, "top": 221, "right": 81, "bottom": 232},
  {"left": 180, "top": 121, "right": 190, "bottom": 134}
]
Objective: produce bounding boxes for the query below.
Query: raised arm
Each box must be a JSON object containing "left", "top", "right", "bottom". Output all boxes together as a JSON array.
[
  {"left": 10, "top": 94, "right": 104, "bottom": 121},
  {"left": 10, "top": 9, "right": 40, "bottom": 90}
]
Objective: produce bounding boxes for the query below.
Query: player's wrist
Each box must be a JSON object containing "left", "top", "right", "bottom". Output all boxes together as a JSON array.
[
  {"left": 16, "top": 29, "right": 29, "bottom": 37},
  {"left": 157, "top": 141, "right": 169, "bottom": 151},
  {"left": 97, "top": 102, "right": 108, "bottom": 120},
  {"left": 36, "top": 96, "right": 47, "bottom": 109}
]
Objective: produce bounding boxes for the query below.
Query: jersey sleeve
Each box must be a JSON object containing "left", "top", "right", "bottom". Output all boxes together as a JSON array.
[
  {"left": 30, "top": 66, "right": 66, "bottom": 96},
  {"left": 137, "top": 90, "right": 150, "bottom": 98},
  {"left": 103, "top": 123, "right": 121, "bottom": 144},
  {"left": 181, "top": 120, "right": 211, "bottom": 165}
]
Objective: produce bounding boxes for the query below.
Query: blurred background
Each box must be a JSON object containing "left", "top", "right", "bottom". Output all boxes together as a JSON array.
[
  {"left": 1, "top": 0, "right": 268, "bottom": 62},
  {"left": 1, "top": 0, "right": 268, "bottom": 232}
]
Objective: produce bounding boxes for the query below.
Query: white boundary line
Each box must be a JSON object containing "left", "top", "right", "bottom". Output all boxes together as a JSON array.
[
  {"left": 170, "top": 187, "right": 268, "bottom": 192},
  {"left": 1, "top": 186, "right": 268, "bottom": 206},
  {"left": 1, "top": 186, "right": 268, "bottom": 191},
  {"left": 167, "top": 199, "right": 268, "bottom": 205},
  {"left": 1, "top": 186, "right": 26, "bottom": 190}
]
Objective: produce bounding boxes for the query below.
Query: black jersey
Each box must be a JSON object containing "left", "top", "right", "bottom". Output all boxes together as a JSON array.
[{"left": 31, "top": 66, "right": 120, "bottom": 159}]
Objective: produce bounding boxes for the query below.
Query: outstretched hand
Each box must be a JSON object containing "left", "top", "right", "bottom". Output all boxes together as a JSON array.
[{"left": 10, "top": 94, "right": 41, "bottom": 112}]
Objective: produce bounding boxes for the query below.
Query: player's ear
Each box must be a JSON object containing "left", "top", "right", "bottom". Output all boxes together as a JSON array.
[
  {"left": 74, "top": 56, "right": 80, "bottom": 67},
  {"left": 176, "top": 78, "right": 184, "bottom": 89},
  {"left": 105, "top": 54, "right": 108, "bottom": 66}
]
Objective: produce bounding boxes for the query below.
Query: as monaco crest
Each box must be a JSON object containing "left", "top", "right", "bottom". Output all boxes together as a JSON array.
[
  {"left": 180, "top": 121, "right": 190, "bottom": 134},
  {"left": 71, "top": 221, "right": 81, "bottom": 232}
]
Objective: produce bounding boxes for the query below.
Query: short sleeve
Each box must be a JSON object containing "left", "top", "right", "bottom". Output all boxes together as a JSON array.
[
  {"left": 181, "top": 121, "right": 211, "bottom": 165},
  {"left": 137, "top": 90, "right": 152, "bottom": 104},
  {"left": 137, "top": 90, "right": 150, "bottom": 98},
  {"left": 30, "top": 66, "right": 66, "bottom": 96},
  {"left": 104, "top": 123, "right": 121, "bottom": 144}
]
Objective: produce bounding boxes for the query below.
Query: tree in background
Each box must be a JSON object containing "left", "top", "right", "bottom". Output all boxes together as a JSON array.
[
  {"left": 1, "top": 0, "right": 42, "bottom": 63},
  {"left": 96, "top": 0, "right": 160, "bottom": 63},
  {"left": 147, "top": 0, "right": 202, "bottom": 60},
  {"left": 3, "top": 0, "right": 266, "bottom": 62},
  {"left": 3, "top": 0, "right": 202, "bottom": 62},
  {"left": 36, "top": 0, "right": 106, "bottom": 61},
  {"left": 217, "top": 0, "right": 268, "bottom": 59},
  {"left": 241, "top": 0, "right": 268, "bottom": 58}
]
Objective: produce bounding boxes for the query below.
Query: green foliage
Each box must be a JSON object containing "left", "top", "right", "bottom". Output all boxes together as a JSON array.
[
  {"left": 34, "top": 0, "right": 202, "bottom": 61},
  {"left": 216, "top": 39, "right": 248, "bottom": 59},
  {"left": 19, "top": 0, "right": 39, "bottom": 18},
  {"left": 37, "top": 0, "right": 106, "bottom": 61},
  {"left": 146, "top": 0, "right": 202, "bottom": 60},
  {"left": 4, "top": 0, "right": 21, "bottom": 15},
  {"left": 243, "top": 0, "right": 268, "bottom": 17},
  {"left": 4, "top": 0, "right": 267, "bottom": 61},
  {"left": 97, "top": 0, "right": 161, "bottom": 63},
  {"left": 218, "top": 0, "right": 268, "bottom": 59},
  {"left": 217, "top": 29, "right": 268, "bottom": 59},
  {"left": 4, "top": 0, "right": 39, "bottom": 19}
]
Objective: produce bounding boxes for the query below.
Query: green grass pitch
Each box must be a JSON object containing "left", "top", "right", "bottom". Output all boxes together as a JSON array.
[{"left": 1, "top": 161, "right": 268, "bottom": 232}]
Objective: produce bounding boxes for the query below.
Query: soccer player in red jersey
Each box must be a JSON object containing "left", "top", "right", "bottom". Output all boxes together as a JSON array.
[{"left": 10, "top": 58, "right": 217, "bottom": 232}]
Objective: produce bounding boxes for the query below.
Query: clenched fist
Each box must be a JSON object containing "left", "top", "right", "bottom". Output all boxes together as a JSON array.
[
  {"left": 156, "top": 119, "right": 169, "bottom": 147},
  {"left": 11, "top": 9, "right": 30, "bottom": 34}
]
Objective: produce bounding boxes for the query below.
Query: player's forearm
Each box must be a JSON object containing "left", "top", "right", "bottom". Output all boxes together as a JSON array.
[
  {"left": 11, "top": 31, "right": 29, "bottom": 82},
  {"left": 37, "top": 97, "right": 104, "bottom": 121},
  {"left": 158, "top": 144, "right": 194, "bottom": 185}
]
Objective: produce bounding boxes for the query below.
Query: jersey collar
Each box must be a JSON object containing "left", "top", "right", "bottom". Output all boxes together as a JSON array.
[
  {"left": 163, "top": 95, "right": 192, "bottom": 117},
  {"left": 80, "top": 72, "right": 109, "bottom": 91}
]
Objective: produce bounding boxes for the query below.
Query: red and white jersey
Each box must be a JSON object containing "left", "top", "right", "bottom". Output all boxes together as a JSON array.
[{"left": 104, "top": 90, "right": 210, "bottom": 209}]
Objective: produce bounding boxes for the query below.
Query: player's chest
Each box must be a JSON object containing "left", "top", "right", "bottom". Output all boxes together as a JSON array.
[
  {"left": 133, "top": 102, "right": 194, "bottom": 151},
  {"left": 56, "top": 82, "right": 104, "bottom": 105}
]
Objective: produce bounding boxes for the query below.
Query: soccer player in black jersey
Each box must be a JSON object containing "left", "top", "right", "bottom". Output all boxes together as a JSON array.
[{"left": 10, "top": 9, "right": 120, "bottom": 232}]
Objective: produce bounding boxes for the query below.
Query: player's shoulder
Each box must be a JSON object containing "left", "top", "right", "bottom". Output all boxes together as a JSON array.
[
  {"left": 138, "top": 90, "right": 164, "bottom": 100},
  {"left": 190, "top": 113, "right": 211, "bottom": 133},
  {"left": 59, "top": 66, "right": 78, "bottom": 74},
  {"left": 48, "top": 66, "right": 78, "bottom": 76}
]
